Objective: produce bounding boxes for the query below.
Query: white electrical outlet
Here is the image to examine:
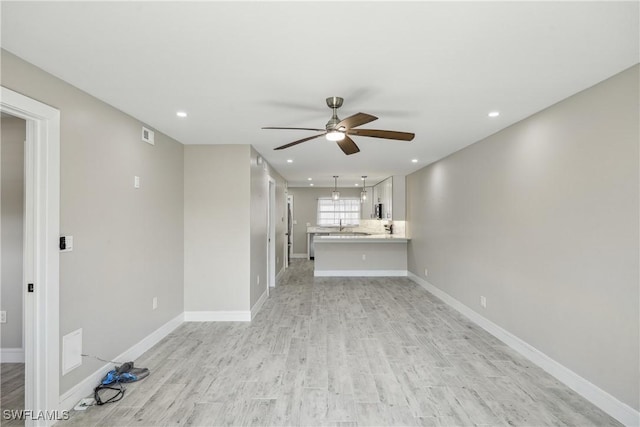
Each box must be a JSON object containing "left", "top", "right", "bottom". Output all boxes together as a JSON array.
[
  {"left": 152, "top": 297, "right": 158, "bottom": 310},
  {"left": 134, "top": 176, "right": 140, "bottom": 189},
  {"left": 0, "top": 311, "right": 6, "bottom": 323},
  {"left": 480, "top": 296, "right": 487, "bottom": 308},
  {"left": 424, "top": 268, "right": 428, "bottom": 277},
  {"left": 362, "top": 254, "right": 366, "bottom": 261}
]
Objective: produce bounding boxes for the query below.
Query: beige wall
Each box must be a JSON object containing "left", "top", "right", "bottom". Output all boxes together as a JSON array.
[
  {"left": 406, "top": 65, "right": 639, "bottom": 410},
  {"left": 287, "top": 187, "right": 362, "bottom": 255},
  {"left": 1, "top": 116, "right": 25, "bottom": 349},
  {"left": 1, "top": 50, "right": 185, "bottom": 394},
  {"left": 184, "top": 145, "right": 250, "bottom": 312}
]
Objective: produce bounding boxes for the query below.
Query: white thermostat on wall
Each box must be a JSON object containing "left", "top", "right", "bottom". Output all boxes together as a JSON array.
[{"left": 141, "top": 126, "right": 155, "bottom": 145}]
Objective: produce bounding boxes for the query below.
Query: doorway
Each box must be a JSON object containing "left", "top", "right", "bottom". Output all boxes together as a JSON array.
[
  {"left": 1, "top": 87, "right": 60, "bottom": 427},
  {"left": 1, "top": 113, "right": 26, "bottom": 426},
  {"left": 286, "top": 194, "right": 293, "bottom": 268}
]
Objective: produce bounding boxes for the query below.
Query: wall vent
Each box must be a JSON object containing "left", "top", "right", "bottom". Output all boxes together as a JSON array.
[
  {"left": 62, "top": 328, "right": 82, "bottom": 375},
  {"left": 141, "top": 126, "right": 155, "bottom": 145}
]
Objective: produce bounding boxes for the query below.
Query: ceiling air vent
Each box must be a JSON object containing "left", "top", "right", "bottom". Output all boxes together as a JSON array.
[{"left": 141, "top": 126, "right": 155, "bottom": 145}]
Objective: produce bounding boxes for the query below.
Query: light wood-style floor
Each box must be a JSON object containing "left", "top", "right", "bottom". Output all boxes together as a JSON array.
[
  {"left": 60, "top": 260, "right": 620, "bottom": 426},
  {"left": 1, "top": 362, "right": 25, "bottom": 427}
]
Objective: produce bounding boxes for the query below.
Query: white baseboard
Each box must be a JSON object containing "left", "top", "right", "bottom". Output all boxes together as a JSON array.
[
  {"left": 1, "top": 347, "right": 25, "bottom": 363},
  {"left": 251, "top": 290, "right": 268, "bottom": 320},
  {"left": 315, "top": 270, "right": 408, "bottom": 277},
  {"left": 58, "top": 313, "right": 184, "bottom": 412},
  {"left": 407, "top": 272, "right": 640, "bottom": 427},
  {"left": 290, "top": 253, "right": 307, "bottom": 259},
  {"left": 275, "top": 267, "right": 285, "bottom": 284},
  {"left": 184, "top": 310, "right": 251, "bottom": 322}
]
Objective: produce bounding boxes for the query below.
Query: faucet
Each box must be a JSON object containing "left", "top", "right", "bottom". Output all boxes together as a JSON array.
[{"left": 339, "top": 219, "right": 344, "bottom": 231}]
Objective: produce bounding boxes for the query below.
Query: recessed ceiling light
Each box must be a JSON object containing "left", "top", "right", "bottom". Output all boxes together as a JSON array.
[
  {"left": 307, "top": 177, "right": 312, "bottom": 181},
  {"left": 411, "top": 159, "right": 418, "bottom": 163},
  {"left": 355, "top": 183, "right": 359, "bottom": 187},
  {"left": 488, "top": 111, "right": 500, "bottom": 118},
  {"left": 310, "top": 183, "right": 314, "bottom": 186},
  {"left": 176, "top": 111, "right": 187, "bottom": 118},
  {"left": 287, "top": 159, "right": 293, "bottom": 163}
]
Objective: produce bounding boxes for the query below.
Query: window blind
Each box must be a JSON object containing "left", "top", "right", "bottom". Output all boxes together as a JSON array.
[{"left": 317, "top": 197, "right": 360, "bottom": 226}]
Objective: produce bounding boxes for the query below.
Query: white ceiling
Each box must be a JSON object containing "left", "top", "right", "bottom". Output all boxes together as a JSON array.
[{"left": 2, "top": 1, "right": 638, "bottom": 187}]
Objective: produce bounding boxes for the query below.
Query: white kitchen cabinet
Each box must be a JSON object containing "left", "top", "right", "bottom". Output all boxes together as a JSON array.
[{"left": 371, "top": 176, "right": 405, "bottom": 221}]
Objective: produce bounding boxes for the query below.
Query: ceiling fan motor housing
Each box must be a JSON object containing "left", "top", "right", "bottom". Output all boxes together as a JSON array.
[
  {"left": 325, "top": 97, "right": 344, "bottom": 130},
  {"left": 326, "top": 96, "right": 343, "bottom": 109}
]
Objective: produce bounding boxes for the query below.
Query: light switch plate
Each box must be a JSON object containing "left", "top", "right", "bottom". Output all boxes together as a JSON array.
[
  {"left": 0, "top": 311, "right": 6, "bottom": 323},
  {"left": 60, "top": 235, "right": 73, "bottom": 252}
]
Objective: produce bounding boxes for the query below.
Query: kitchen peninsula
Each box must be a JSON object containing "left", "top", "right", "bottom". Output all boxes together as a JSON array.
[{"left": 312, "top": 230, "right": 409, "bottom": 277}]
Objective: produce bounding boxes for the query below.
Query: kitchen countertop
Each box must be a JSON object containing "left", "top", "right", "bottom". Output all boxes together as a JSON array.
[{"left": 314, "top": 234, "right": 409, "bottom": 243}]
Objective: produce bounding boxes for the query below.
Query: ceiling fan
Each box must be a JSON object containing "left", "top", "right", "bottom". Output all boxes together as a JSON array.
[{"left": 263, "top": 97, "right": 415, "bottom": 155}]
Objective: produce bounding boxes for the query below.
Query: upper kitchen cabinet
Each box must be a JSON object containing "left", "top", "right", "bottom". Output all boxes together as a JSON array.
[
  {"left": 372, "top": 176, "right": 406, "bottom": 220},
  {"left": 360, "top": 186, "right": 374, "bottom": 219}
]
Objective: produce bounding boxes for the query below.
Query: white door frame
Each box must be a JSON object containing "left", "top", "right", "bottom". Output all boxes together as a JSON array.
[
  {"left": 1, "top": 87, "right": 60, "bottom": 427},
  {"left": 267, "top": 177, "right": 276, "bottom": 289}
]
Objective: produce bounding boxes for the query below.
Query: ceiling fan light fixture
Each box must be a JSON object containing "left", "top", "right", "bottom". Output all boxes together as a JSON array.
[
  {"left": 326, "top": 130, "right": 345, "bottom": 141},
  {"left": 265, "top": 96, "right": 414, "bottom": 155}
]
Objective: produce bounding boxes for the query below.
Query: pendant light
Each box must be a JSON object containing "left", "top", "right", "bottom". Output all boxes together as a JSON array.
[
  {"left": 332, "top": 176, "right": 340, "bottom": 201},
  {"left": 360, "top": 176, "right": 367, "bottom": 203}
]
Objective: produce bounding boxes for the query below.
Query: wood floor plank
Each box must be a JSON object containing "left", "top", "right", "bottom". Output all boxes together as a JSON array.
[{"left": 51, "top": 260, "right": 621, "bottom": 426}]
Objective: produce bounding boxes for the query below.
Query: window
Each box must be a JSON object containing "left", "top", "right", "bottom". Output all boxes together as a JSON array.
[{"left": 317, "top": 197, "right": 360, "bottom": 226}]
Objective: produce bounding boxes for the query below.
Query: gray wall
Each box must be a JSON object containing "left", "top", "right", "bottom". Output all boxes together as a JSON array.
[
  {"left": 274, "top": 176, "right": 287, "bottom": 276},
  {"left": 249, "top": 147, "right": 287, "bottom": 308},
  {"left": 1, "top": 116, "right": 25, "bottom": 349},
  {"left": 184, "top": 145, "right": 251, "bottom": 312},
  {"left": 250, "top": 147, "right": 267, "bottom": 308},
  {"left": 406, "top": 65, "right": 639, "bottom": 410},
  {"left": 184, "top": 146, "right": 286, "bottom": 312},
  {"left": 288, "top": 187, "right": 362, "bottom": 255},
  {"left": 314, "top": 241, "right": 407, "bottom": 272},
  {"left": 1, "top": 50, "right": 185, "bottom": 394}
]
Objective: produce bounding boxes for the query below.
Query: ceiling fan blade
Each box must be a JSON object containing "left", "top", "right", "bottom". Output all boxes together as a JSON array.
[
  {"left": 336, "top": 112, "right": 378, "bottom": 130},
  {"left": 274, "top": 133, "right": 326, "bottom": 150},
  {"left": 348, "top": 128, "right": 415, "bottom": 141},
  {"left": 263, "top": 126, "right": 326, "bottom": 131},
  {"left": 337, "top": 135, "right": 360, "bottom": 155}
]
